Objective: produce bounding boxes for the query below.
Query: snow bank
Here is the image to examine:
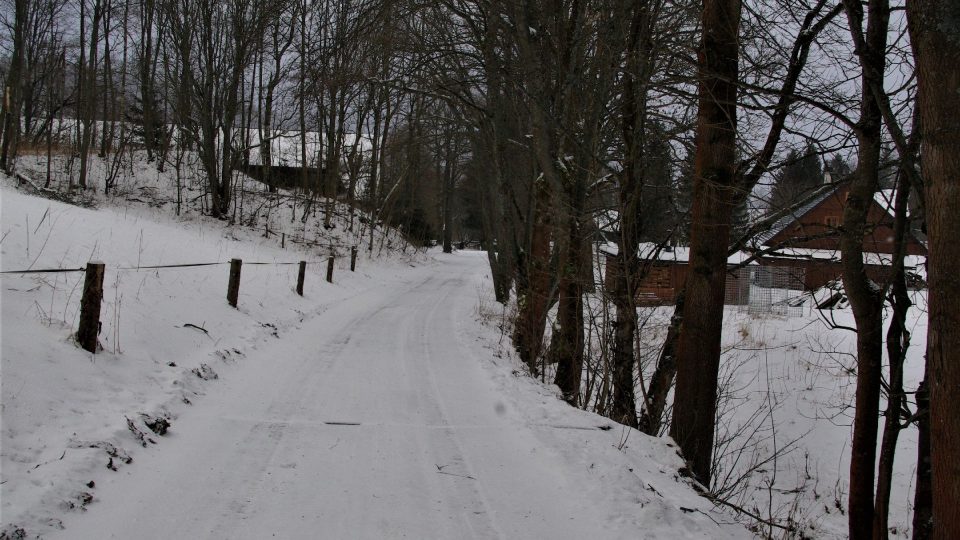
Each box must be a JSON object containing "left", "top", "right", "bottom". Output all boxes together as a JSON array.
[{"left": 0, "top": 175, "right": 422, "bottom": 538}]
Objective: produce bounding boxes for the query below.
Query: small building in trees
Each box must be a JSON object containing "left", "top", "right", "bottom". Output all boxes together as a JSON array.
[
  {"left": 240, "top": 129, "right": 371, "bottom": 197},
  {"left": 600, "top": 176, "right": 927, "bottom": 306},
  {"left": 600, "top": 243, "right": 755, "bottom": 306},
  {"left": 753, "top": 178, "right": 927, "bottom": 290}
]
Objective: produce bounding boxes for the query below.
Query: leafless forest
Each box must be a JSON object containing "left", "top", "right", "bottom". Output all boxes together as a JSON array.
[{"left": 1, "top": 0, "right": 958, "bottom": 538}]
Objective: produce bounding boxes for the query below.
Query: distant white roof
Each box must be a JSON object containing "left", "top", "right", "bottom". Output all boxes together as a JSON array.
[
  {"left": 761, "top": 247, "right": 925, "bottom": 269},
  {"left": 599, "top": 242, "right": 756, "bottom": 266},
  {"left": 241, "top": 129, "right": 372, "bottom": 168},
  {"left": 754, "top": 185, "right": 837, "bottom": 246},
  {"left": 873, "top": 189, "right": 915, "bottom": 217}
]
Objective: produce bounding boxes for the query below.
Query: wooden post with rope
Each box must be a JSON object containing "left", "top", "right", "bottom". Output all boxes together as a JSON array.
[
  {"left": 77, "top": 262, "right": 105, "bottom": 353},
  {"left": 227, "top": 258, "right": 242, "bottom": 307},
  {"left": 297, "top": 261, "right": 306, "bottom": 295}
]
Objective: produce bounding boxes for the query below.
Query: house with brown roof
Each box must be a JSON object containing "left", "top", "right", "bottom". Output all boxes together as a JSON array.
[
  {"left": 752, "top": 179, "right": 926, "bottom": 290},
  {"left": 600, "top": 243, "right": 755, "bottom": 306},
  {"left": 599, "top": 177, "right": 926, "bottom": 307}
]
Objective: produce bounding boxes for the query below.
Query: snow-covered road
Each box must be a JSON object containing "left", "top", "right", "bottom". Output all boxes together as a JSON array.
[{"left": 49, "top": 254, "right": 637, "bottom": 539}]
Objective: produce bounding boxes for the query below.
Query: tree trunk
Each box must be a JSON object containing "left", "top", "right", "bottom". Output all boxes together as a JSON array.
[
  {"left": 638, "top": 291, "right": 684, "bottom": 435},
  {"left": 669, "top": 0, "right": 741, "bottom": 488},
  {"left": 513, "top": 176, "right": 553, "bottom": 375},
  {"left": 78, "top": 0, "right": 104, "bottom": 190},
  {"left": 609, "top": 0, "right": 654, "bottom": 430},
  {"left": 841, "top": 1, "right": 888, "bottom": 536},
  {"left": 0, "top": 0, "right": 27, "bottom": 173},
  {"left": 873, "top": 179, "right": 912, "bottom": 539},
  {"left": 912, "top": 379, "right": 932, "bottom": 540},
  {"left": 553, "top": 211, "right": 588, "bottom": 405},
  {"left": 441, "top": 133, "right": 455, "bottom": 254},
  {"left": 906, "top": 2, "right": 960, "bottom": 537},
  {"left": 610, "top": 257, "right": 638, "bottom": 428}
]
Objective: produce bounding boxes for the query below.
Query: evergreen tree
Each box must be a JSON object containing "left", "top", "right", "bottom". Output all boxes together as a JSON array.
[
  {"left": 672, "top": 149, "right": 695, "bottom": 243},
  {"left": 635, "top": 124, "right": 676, "bottom": 243},
  {"left": 126, "top": 92, "right": 168, "bottom": 162},
  {"left": 826, "top": 153, "right": 853, "bottom": 180},
  {"left": 768, "top": 143, "right": 823, "bottom": 213}
]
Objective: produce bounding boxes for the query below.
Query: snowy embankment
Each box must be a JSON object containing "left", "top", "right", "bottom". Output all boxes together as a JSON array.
[
  {"left": 629, "top": 296, "right": 927, "bottom": 538},
  {"left": 1, "top": 176, "right": 746, "bottom": 539},
  {"left": 0, "top": 175, "right": 420, "bottom": 537}
]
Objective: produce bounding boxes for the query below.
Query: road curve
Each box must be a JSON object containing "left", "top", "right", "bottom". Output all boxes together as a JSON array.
[{"left": 51, "top": 253, "right": 617, "bottom": 540}]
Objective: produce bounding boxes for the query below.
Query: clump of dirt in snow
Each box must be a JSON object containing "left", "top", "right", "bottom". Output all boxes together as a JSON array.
[
  {"left": 0, "top": 525, "right": 27, "bottom": 540},
  {"left": 126, "top": 413, "right": 172, "bottom": 447},
  {"left": 68, "top": 439, "right": 134, "bottom": 470},
  {"left": 191, "top": 363, "right": 218, "bottom": 380}
]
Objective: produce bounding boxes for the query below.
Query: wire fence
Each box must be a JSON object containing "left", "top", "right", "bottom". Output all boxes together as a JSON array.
[
  {"left": 3, "top": 248, "right": 359, "bottom": 353},
  {"left": 0, "top": 258, "right": 341, "bottom": 275}
]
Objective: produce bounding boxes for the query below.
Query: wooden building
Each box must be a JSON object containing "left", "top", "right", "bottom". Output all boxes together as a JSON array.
[
  {"left": 599, "top": 180, "right": 926, "bottom": 306},
  {"left": 601, "top": 244, "right": 754, "bottom": 306},
  {"left": 753, "top": 182, "right": 926, "bottom": 290}
]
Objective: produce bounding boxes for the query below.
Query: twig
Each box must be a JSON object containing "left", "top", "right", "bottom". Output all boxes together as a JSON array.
[
  {"left": 31, "top": 449, "right": 67, "bottom": 470},
  {"left": 436, "top": 470, "right": 476, "bottom": 481},
  {"left": 702, "top": 491, "right": 795, "bottom": 532},
  {"left": 181, "top": 323, "right": 209, "bottom": 335}
]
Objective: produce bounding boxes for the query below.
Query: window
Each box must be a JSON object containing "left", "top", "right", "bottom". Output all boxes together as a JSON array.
[{"left": 825, "top": 216, "right": 840, "bottom": 228}]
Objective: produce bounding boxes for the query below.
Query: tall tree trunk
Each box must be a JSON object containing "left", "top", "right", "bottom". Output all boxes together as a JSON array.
[
  {"left": 669, "top": 0, "right": 741, "bottom": 488},
  {"left": 873, "top": 178, "right": 912, "bottom": 539},
  {"left": 553, "top": 207, "right": 588, "bottom": 405},
  {"left": 912, "top": 379, "right": 932, "bottom": 540},
  {"left": 841, "top": 1, "right": 888, "bottom": 536},
  {"left": 139, "top": 0, "right": 158, "bottom": 163},
  {"left": 99, "top": 0, "right": 113, "bottom": 158},
  {"left": 906, "top": 2, "right": 960, "bottom": 537},
  {"left": 78, "top": 0, "right": 103, "bottom": 190},
  {"left": 0, "top": 0, "right": 27, "bottom": 172},
  {"left": 441, "top": 129, "right": 455, "bottom": 253},
  {"left": 610, "top": 0, "right": 654, "bottom": 429},
  {"left": 513, "top": 176, "right": 552, "bottom": 374},
  {"left": 638, "top": 291, "right": 684, "bottom": 435}
]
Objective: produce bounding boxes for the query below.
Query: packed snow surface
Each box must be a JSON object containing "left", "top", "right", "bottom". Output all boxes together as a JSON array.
[{"left": 1, "top": 181, "right": 744, "bottom": 539}]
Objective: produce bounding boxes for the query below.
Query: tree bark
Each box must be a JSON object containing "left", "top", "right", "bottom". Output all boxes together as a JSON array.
[
  {"left": 840, "top": 1, "right": 888, "bottom": 536},
  {"left": 513, "top": 176, "right": 553, "bottom": 375},
  {"left": 553, "top": 211, "right": 588, "bottom": 405},
  {"left": 906, "top": 2, "right": 960, "bottom": 537},
  {"left": 669, "top": 0, "right": 741, "bottom": 488},
  {"left": 638, "top": 291, "right": 684, "bottom": 435},
  {"left": 912, "top": 379, "right": 932, "bottom": 540},
  {"left": 873, "top": 177, "right": 912, "bottom": 540},
  {"left": 0, "top": 0, "right": 28, "bottom": 173}
]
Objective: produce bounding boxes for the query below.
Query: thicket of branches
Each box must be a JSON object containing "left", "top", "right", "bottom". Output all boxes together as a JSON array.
[{"left": 2, "top": 0, "right": 958, "bottom": 537}]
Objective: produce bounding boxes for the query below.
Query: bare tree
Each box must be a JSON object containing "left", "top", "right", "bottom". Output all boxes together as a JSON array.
[
  {"left": 0, "top": 0, "right": 29, "bottom": 172},
  {"left": 906, "top": 2, "right": 960, "bottom": 538},
  {"left": 669, "top": 0, "right": 741, "bottom": 487}
]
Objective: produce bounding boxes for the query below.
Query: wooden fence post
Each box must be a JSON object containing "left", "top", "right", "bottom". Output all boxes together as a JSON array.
[
  {"left": 350, "top": 246, "right": 358, "bottom": 272},
  {"left": 77, "top": 261, "right": 105, "bottom": 353},
  {"left": 227, "top": 258, "right": 242, "bottom": 307},
  {"left": 297, "top": 261, "right": 306, "bottom": 296},
  {"left": 326, "top": 254, "right": 334, "bottom": 283}
]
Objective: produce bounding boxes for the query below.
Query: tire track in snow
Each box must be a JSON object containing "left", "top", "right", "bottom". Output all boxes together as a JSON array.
[{"left": 401, "top": 273, "right": 504, "bottom": 539}]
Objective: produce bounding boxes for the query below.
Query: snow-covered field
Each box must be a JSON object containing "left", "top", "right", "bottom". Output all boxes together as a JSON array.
[
  {"left": 627, "top": 294, "right": 927, "bottom": 538},
  {"left": 1, "top": 168, "right": 747, "bottom": 539},
  {"left": 2, "top": 149, "right": 926, "bottom": 539}
]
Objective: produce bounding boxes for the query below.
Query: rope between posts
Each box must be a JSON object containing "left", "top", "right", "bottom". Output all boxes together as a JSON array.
[{"left": 1, "top": 259, "right": 337, "bottom": 275}]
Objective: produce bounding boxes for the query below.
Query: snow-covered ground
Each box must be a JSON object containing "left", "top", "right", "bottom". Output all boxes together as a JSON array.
[
  {"left": 626, "top": 294, "right": 927, "bottom": 538},
  {"left": 1, "top": 172, "right": 746, "bottom": 538}
]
